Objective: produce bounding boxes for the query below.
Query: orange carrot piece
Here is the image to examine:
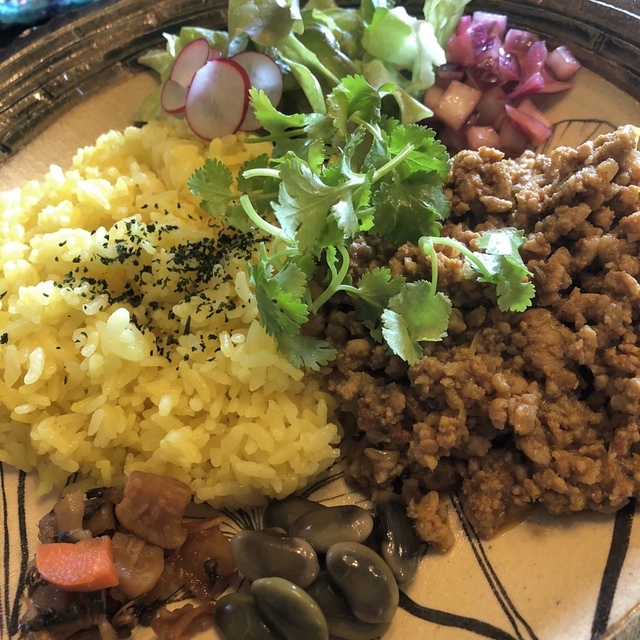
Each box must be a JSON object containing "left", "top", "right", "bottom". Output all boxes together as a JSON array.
[{"left": 36, "top": 536, "right": 119, "bottom": 592}]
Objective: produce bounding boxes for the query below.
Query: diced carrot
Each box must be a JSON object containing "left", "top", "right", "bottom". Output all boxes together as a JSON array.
[{"left": 36, "top": 536, "right": 119, "bottom": 592}]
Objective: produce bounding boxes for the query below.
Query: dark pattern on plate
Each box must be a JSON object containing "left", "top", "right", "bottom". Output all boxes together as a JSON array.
[
  {"left": 450, "top": 496, "right": 538, "bottom": 640},
  {"left": 398, "top": 592, "right": 521, "bottom": 640},
  {"left": 1, "top": 468, "right": 29, "bottom": 638},
  {"left": 540, "top": 119, "right": 617, "bottom": 152},
  {"left": 591, "top": 503, "right": 636, "bottom": 640}
]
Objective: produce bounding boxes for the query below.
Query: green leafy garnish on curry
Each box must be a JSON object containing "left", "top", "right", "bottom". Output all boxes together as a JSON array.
[{"left": 189, "top": 76, "right": 535, "bottom": 368}]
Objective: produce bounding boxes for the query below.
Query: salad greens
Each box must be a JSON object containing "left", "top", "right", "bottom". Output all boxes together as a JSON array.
[
  {"left": 139, "top": 0, "right": 536, "bottom": 369},
  {"left": 188, "top": 76, "right": 535, "bottom": 368},
  {"left": 139, "top": 0, "right": 472, "bottom": 124}
]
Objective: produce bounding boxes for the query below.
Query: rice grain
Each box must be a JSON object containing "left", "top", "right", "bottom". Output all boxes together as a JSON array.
[{"left": 0, "top": 118, "right": 342, "bottom": 507}]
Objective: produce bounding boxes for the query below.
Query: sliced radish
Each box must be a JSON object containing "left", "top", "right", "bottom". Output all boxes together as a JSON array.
[
  {"left": 231, "top": 51, "right": 284, "bottom": 131},
  {"left": 161, "top": 79, "right": 189, "bottom": 114},
  {"left": 209, "top": 48, "right": 224, "bottom": 60},
  {"left": 170, "top": 38, "right": 211, "bottom": 88},
  {"left": 185, "top": 58, "right": 250, "bottom": 141}
]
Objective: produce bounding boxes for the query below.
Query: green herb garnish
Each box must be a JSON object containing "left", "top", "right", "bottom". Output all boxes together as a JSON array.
[{"left": 189, "top": 76, "right": 535, "bottom": 368}]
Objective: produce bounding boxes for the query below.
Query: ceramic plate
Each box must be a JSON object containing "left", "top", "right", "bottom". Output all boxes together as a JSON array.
[{"left": 1, "top": 1, "right": 639, "bottom": 639}]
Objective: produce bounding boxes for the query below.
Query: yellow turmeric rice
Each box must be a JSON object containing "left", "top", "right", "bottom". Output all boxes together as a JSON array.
[{"left": 0, "top": 117, "right": 341, "bottom": 506}]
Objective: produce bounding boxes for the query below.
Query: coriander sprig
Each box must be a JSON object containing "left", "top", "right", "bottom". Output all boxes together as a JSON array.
[{"left": 189, "top": 75, "right": 535, "bottom": 368}]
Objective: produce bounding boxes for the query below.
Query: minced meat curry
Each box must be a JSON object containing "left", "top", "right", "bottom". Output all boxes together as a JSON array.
[{"left": 319, "top": 126, "right": 640, "bottom": 549}]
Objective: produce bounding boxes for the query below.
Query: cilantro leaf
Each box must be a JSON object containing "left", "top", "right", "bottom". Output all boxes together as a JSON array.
[
  {"left": 349, "top": 267, "right": 407, "bottom": 337},
  {"left": 187, "top": 75, "right": 532, "bottom": 370},
  {"left": 273, "top": 155, "right": 343, "bottom": 253},
  {"left": 248, "top": 259, "right": 309, "bottom": 337},
  {"left": 381, "top": 280, "right": 452, "bottom": 364},
  {"left": 475, "top": 227, "right": 528, "bottom": 266},
  {"left": 326, "top": 74, "right": 383, "bottom": 138},
  {"left": 371, "top": 172, "right": 447, "bottom": 243},
  {"left": 236, "top": 153, "right": 274, "bottom": 194},
  {"left": 273, "top": 152, "right": 368, "bottom": 254},
  {"left": 331, "top": 196, "right": 360, "bottom": 239},
  {"left": 250, "top": 88, "right": 321, "bottom": 138},
  {"left": 276, "top": 333, "right": 337, "bottom": 371},
  {"left": 188, "top": 158, "right": 236, "bottom": 217},
  {"left": 495, "top": 276, "right": 536, "bottom": 313},
  {"left": 473, "top": 228, "right": 535, "bottom": 312},
  {"left": 420, "top": 228, "right": 536, "bottom": 314},
  {"left": 386, "top": 124, "right": 450, "bottom": 181},
  {"left": 352, "top": 267, "right": 406, "bottom": 310}
]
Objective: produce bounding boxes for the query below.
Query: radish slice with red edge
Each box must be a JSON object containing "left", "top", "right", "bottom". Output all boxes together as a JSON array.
[
  {"left": 161, "top": 79, "right": 189, "bottom": 114},
  {"left": 170, "top": 38, "right": 211, "bottom": 88},
  {"left": 231, "top": 51, "right": 284, "bottom": 131},
  {"left": 208, "top": 48, "right": 224, "bottom": 60},
  {"left": 185, "top": 58, "right": 250, "bottom": 141},
  {"left": 161, "top": 38, "right": 211, "bottom": 113}
]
